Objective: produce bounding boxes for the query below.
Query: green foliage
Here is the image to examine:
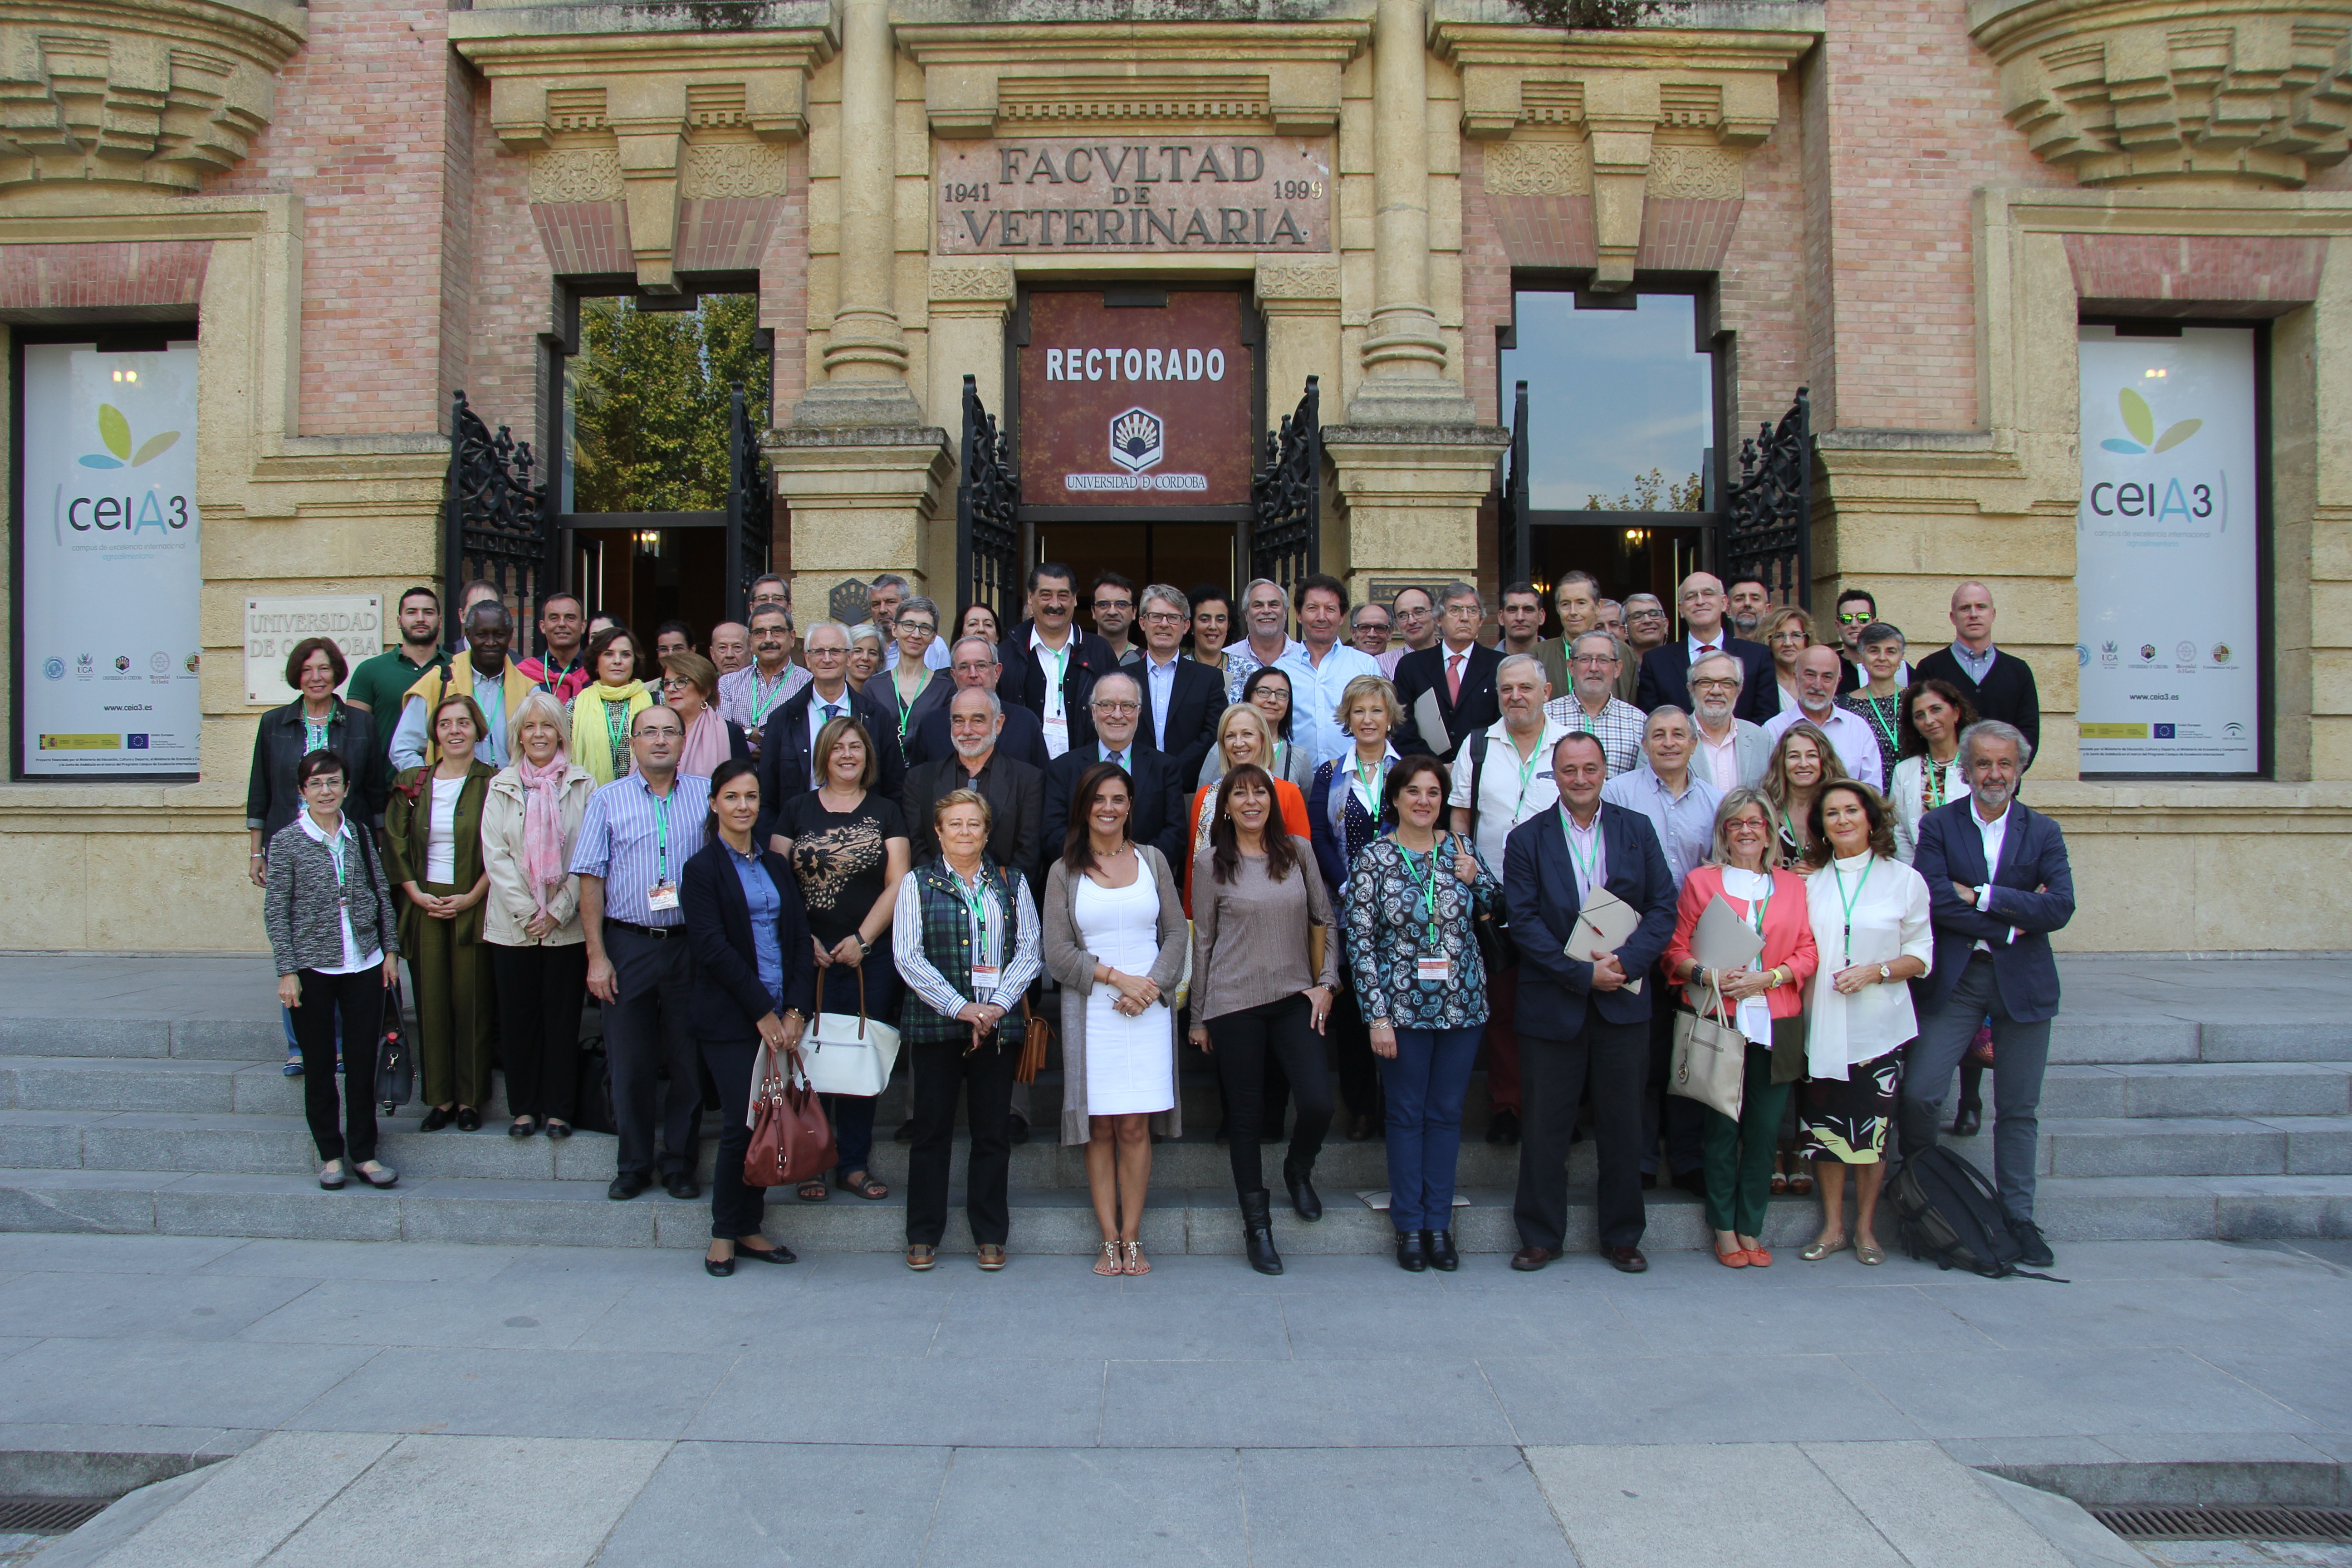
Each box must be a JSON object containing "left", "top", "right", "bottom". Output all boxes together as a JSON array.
[
  {"left": 568, "top": 294, "right": 769, "bottom": 513},
  {"left": 1506, "top": 0, "right": 1660, "bottom": 29},
  {"left": 1586, "top": 468, "right": 1704, "bottom": 512}
]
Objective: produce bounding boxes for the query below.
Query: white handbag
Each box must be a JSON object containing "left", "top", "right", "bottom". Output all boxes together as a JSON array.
[{"left": 800, "top": 964, "right": 901, "bottom": 1098}]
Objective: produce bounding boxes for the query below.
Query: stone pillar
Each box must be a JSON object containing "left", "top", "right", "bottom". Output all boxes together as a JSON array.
[
  {"left": 1346, "top": 0, "right": 1475, "bottom": 427},
  {"left": 771, "top": 429, "right": 955, "bottom": 625},
  {"left": 1322, "top": 428, "right": 1505, "bottom": 610}
]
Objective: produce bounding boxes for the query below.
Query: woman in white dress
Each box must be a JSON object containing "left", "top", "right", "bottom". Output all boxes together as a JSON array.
[{"left": 1042, "top": 760, "right": 1189, "bottom": 1276}]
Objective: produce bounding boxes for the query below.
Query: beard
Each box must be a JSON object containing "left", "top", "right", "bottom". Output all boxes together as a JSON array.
[{"left": 1973, "top": 777, "right": 2015, "bottom": 813}]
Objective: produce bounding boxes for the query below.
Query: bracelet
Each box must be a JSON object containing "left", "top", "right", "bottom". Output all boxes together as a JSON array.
[{"left": 250, "top": 853, "right": 265, "bottom": 860}]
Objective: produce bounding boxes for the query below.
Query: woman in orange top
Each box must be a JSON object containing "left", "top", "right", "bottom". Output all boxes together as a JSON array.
[
  {"left": 1664, "top": 785, "right": 1819, "bottom": 1269},
  {"left": 1183, "top": 704, "right": 1309, "bottom": 916}
]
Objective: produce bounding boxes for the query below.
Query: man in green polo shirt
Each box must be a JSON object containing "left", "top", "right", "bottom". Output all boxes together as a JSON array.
[{"left": 346, "top": 586, "right": 448, "bottom": 734}]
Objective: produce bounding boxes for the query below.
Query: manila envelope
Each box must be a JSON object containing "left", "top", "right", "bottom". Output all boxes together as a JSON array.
[{"left": 1568, "top": 887, "right": 1644, "bottom": 995}]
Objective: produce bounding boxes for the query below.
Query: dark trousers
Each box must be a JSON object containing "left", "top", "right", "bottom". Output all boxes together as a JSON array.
[
  {"left": 1901, "top": 953, "right": 2055, "bottom": 1225},
  {"left": 701, "top": 1033, "right": 766, "bottom": 1240},
  {"left": 905, "top": 1032, "right": 1017, "bottom": 1247},
  {"left": 601, "top": 924, "right": 703, "bottom": 1179},
  {"left": 1386, "top": 1025, "right": 1483, "bottom": 1231},
  {"left": 1515, "top": 1013, "right": 1649, "bottom": 1252},
  {"left": 1207, "top": 994, "right": 1333, "bottom": 1198},
  {"left": 490, "top": 942, "right": 587, "bottom": 1123},
  {"left": 1211, "top": 1037, "right": 1292, "bottom": 1138},
  {"left": 1483, "top": 967, "right": 1522, "bottom": 1115},
  {"left": 817, "top": 962, "right": 895, "bottom": 1179},
  {"left": 407, "top": 884, "right": 493, "bottom": 1108},
  {"left": 1642, "top": 991, "right": 1706, "bottom": 1176},
  {"left": 1332, "top": 963, "right": 1385, "bottom": 1125},
  {"left": 1701, "top": 1044, "right": 1791, "bottom": 1235},
  {"left": 293, "top": 968, "right": 383, "bottom": 1162}
]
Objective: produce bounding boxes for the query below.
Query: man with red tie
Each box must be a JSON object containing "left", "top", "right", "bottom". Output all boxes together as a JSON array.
[{"left": 1393, "top": 581, "right": 1503, "bottom": 762}]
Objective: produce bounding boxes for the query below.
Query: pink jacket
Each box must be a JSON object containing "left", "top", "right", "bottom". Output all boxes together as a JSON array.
[{"left": 1664, "top": 865, "right": 1818, "bottom": 1019}]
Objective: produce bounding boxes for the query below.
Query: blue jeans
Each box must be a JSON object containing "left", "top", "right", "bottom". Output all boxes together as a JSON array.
[{"left": 1383, "top": 1025, "right": 1483, "bottom": 1232}]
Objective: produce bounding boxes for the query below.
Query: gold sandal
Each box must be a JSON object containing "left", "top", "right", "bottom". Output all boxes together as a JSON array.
[
  {"left": 1800, "top": 1234, "right": 1851, "bottom": 1262},
  {"left": 1120, "top": 1240, "right": 1150, "bottom": 1276},
  {"left": 1093, "top": 1241, "right": 1122, "bottom": 1277},
  {"left": 1856, "top": 1240, "right": 1886, "bottom": 1266}
]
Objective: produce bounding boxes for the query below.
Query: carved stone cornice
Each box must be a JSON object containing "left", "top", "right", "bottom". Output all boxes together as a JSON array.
[
  {"left": 1969, "top": 0, "right": 2352, "bottom": 189},
  {"left": 926, "top": 256, "right": 1014, "bottom": 318},
  {"left": 451, "top": 11, "right": 834, "bottom": 290},
  {"left": 1433, "top": 22, "right": 1811, "bottom": 285},
  {"left": 0, "top": 0, "right": 306, "bottom": 196}
]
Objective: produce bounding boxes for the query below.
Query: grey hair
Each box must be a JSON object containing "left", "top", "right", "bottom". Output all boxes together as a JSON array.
[
  {"left": 1624, "top": 593, "right": 1665, "bottom": 612},
  {"left": 1495, "top": 652, "right": 1545, "bottom": 683},
  {"left": 948, "top": 686, "right": 1005, "bottom": 720},
  {"left": 804, "top": 619, "right": 852, "bottom": 647},
  {"left": 1690, "top": 651, "right": 1744, "bottom": 687},
  {"left": 848, "top": 622, "right": 886, "bottom": 648},
  {"left": 871, "top": 572, "right": 912, "bottom": 594},
  {"left": 1646, "top": 703, "right": 1692, "bottom": 732},
  {"left": 1570, "top": 630, "right": 1619, "bottom": 660},
  {"left": 1440, "top": 579, "right": 1483, "bottom": 610},
  {"left": 1959, "top": 718, "right": 2034, "bottom": 769},
  {"left": 508, "top": 689, "right": 571, "bottom": 756},
  {"left": 1243, "top": 577, "right": 1286, "bottom": 603},
  {"left": 898, "top": 595, "right": 940, "bottom": 628},
  {"left": 1710, "top": 786, "right": 1781, "bottom": 870},
  {"left": 1139, "top": 583, "right": 1190, "bottom": 619},
  {"left": 950, "top": 634, "right": 1000, "bottom": 666}
]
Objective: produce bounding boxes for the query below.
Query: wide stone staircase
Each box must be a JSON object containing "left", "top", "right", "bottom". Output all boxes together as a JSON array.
[{"left": 0, "top": 957, "right": 2344, "bottom": 1254}]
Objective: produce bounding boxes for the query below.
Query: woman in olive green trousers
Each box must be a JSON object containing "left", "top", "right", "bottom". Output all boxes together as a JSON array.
[{"left": 384, "top": 693, "right": 498, "bottom": 1130}]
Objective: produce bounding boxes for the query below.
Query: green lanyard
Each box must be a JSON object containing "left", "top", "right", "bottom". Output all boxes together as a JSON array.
[
  {"left": 324, "top": 823, "right": 349, "bottom": 909},
  {"left": 1831, "top": 854, "right": 1876, "bottom": 965},
  {"left": 1351, "top": 754, "right": 1385, "bottom": 815},
  {"left": 651, "top": 789, "right": 672, "bottom": 885},
  {"left": 892, "top": 668, "right": 925, "bottom": 739},
  {"left": 1510, "top": 740, "right": 1544, "bottom": 818},
  {"left": 303, "top": 714, "right": 331, "bottom": 753},
  {"left": 1924, "top": 758, "right": 1950, "bottom": 810},
  {"left": 1558, "top": 807, "right": 1601, "bottom": 892},
  {"left": 952, "top": 871, "right": 998, "bottom": 972},
  {"left": 538, "top": 657, "right": 578, "bottom": 696},
  {"left": 1040, "top": 642, "right": 1068, "bottom": 717},
  {"left": 1860, "top": 694, "right": 1899, "bottom": 760},
  {"left": 750, "top": 670, "right": 793, "bottom": 729},
  {"left": 603, "top": 694, "right": 631, "bottom": 776},
  {"left": 1399, "top": 841, "right": 1443, "bottom": 950}
]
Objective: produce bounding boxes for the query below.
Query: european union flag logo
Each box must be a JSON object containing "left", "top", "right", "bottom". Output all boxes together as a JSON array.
[{"left": 2153, "top": 724, "right": 2176, "bottom": 740}]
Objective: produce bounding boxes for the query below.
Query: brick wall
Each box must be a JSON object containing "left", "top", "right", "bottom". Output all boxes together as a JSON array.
[{"left": 0, "top": 242, "right": 211, "bottom": 312}]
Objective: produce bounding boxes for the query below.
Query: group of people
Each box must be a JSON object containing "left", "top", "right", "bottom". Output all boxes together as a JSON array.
[{"left": 253, "top": 559, "right": 2071, "bottom": 1278}]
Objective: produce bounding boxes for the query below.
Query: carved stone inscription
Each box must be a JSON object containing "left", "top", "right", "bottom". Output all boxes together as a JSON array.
[{"left": 936, "top": 137, "right": 1331, "bottom": 253}]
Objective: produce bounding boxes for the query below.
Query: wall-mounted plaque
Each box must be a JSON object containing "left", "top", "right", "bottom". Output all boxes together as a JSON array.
[{"left": 937, "top": 137, "right": 1331, "bottom": 255}]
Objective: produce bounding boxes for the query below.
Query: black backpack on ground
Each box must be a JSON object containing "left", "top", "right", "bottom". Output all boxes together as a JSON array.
[{"left": 1888, "top": 1146, "right": 2063, "bottom": 1281}]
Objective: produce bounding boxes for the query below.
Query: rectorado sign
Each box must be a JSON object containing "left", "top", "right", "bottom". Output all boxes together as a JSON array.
[
  {"left": 1018, "top": 290, "right": 1255, "bottom": 507},
  {"left": 938, "top": 137, "right": 1330, "bottom": 254}
]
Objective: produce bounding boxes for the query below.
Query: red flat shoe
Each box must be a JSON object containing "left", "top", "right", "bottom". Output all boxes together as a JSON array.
[
  {"left": 1744, "top": 1247, "right": 1773, "bottom": 1267},
  {"left": 1714, "top": 1244, "right": 1749, "bottom": 1268}
]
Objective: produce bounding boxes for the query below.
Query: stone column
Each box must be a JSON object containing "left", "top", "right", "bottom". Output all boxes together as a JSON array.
[{"left": 1346, "top": 0, "right": 1475, "bottom": 427}]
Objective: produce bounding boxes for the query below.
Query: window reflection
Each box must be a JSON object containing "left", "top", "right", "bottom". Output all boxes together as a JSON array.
[{"left": 1500, "top": 292, "right": 1713, "bottom": 512}]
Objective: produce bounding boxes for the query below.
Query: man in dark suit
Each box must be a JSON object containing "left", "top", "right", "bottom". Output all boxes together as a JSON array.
[
  {"left": 1501, "top": 731, "right": 1679, "bottom": 1274},
  {"left": 1911, "top": 580, "right": 2041, "bottom": 764},
  {"left": 1392, "top": 581, "right": 1502, "bottom": 761},
  {"left": 906, "top": 635, "right": 1049, "bottom": 772},
  {"left": 1042, "top": 673, "right": 1187, "bottom": 868},
  {"left": 754, "top": 621, "right": 902, "bottom": 846},
  {"left": 902, "top": 686, "right": 1046, "bottom": 901},
  {"left": 995, "top": 561, "right": 1120, "bottom": 760},
  {"left": 1901, "top": 718, "right": 2074, "bottom": 1268},
  {"left": 1131, "top": 583, "right": 1223, "bottom": 785},
  {"left": 1633, "top": 571, "right": 1774, "bottom": 722}
]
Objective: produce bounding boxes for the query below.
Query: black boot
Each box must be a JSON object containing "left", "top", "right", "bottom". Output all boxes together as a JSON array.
[
  {"left": 1425, "top": 1228, "right": 1460, "bottom": 1272},
  {"left": 1950, "top": 1098, "right": 1983, "bottom": 1137},
  {"left": 1283, "top": 1156, "right": 1323, "bottom": 1221},
  {"left": 1396, "top": 1230, "right": 1428, "bottom": 1272},
  {"left": 1241, "top": 1190, "right": 1284, "bottom": 1275}
]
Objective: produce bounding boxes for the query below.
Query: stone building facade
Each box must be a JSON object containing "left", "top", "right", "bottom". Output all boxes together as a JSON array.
[{"left": 4, "top": 0, "right": 2350, "bottom": 953}]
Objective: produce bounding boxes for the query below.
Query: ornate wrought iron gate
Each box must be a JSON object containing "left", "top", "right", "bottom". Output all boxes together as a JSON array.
[
  {"left": 1249, "top": 377, "right": 1321, "bottom": 589},
  {"left": 1720, "top": 387, "right": 1813, "bottom": 610},
  {"left": 956, "top": 375, "right": 1021, "bottom": 620},
  {"left": 441, "top": 389, "right": 553, "bottom": 646}
]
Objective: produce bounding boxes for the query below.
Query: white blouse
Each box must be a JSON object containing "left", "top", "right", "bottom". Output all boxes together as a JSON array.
[
  {"left": 424, "top": 774, "right": 464, "bottom": 884},
  {"left": 1889, "top": 753, "right": 1967, "bottom": 866},
  {"left": 1803, "top": 851, "right": 1934, "bottom": 1078}
]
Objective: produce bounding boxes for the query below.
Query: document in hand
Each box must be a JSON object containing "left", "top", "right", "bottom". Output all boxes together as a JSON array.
[
  {"left": 1412, "top": 688, "right": 1451, "bottom": 757},
  {"left": 1568, "top": 887, "right": 1644, "bottom": 995},
  {"left": 1690, "top": 894, "right": 1766, "bottom": 975}
]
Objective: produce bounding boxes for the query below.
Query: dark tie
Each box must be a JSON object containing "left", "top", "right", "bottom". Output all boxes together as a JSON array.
[
  {"left": 1108, "top": 750, "right": 1125, "bottom": 769},
  {"left": 822, "top": 703, "right": 840, "bottom": 724}
]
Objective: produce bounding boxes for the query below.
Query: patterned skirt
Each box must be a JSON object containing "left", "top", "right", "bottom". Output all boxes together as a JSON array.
[{"left": 1799, "top": 1046, "right": 1905, "bottom": 1165}]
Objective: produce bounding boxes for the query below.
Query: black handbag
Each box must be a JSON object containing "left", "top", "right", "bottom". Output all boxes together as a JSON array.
[
  {"left": 571, "top": 1031, "right": 619, "bottom": 1135},
  {"left": 375, "top": 971, "right": 416, "bottom": 1113}
]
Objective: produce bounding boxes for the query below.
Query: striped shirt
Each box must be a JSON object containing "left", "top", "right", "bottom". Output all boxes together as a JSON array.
[
  {"left": 892, "top": 865, "right": 1043, "bottom": 1017},
  {"left": 567, "top": 772, "right": 712, "bottom": 927},
  {"left": 717, "top": 662, "right": 811, "bottom": 741}
]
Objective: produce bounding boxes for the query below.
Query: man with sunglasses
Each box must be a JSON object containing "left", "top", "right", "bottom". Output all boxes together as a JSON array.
[{"left": 1831, "top": 587, "right": 1909, "bottom": 693}]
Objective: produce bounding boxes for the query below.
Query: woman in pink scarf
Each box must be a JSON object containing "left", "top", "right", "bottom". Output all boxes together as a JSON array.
[
  {"left": 480, "top": 690, "right": 597, "bottom": 1138},
  {"left": 660, "top": 651, "right": 750, "bottom": 779}
]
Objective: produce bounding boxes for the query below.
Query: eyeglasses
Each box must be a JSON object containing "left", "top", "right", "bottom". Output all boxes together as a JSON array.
[
  {"left": 659, "top": 677, "right": 691, "bottom": 692},
  {"left": 1629, "top": 608, "right": 1667, "bottom": 621},
  {"left": 1093, "top": 700, "right": 1141, "bottom": 715},
  {"left": 898, "top": 621, "right": 935, "bottom": 636},
  {"left": 1140, "top": 611, "right": 1186, "bottom": 625},
  {"left": 1570, "top": 654, "right": 1619, "bottom": 667},
  {"left": 1690, "top": 677, "right": 1740, "bottom": 692}
]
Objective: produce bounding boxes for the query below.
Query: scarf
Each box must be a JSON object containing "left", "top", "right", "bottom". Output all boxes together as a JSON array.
[
  {"left": 677, "top": 705, "right": 730, "bottom": 779},
  {"left": 571, "top": 680, "right": 650, "bottom": 785},
  {"left": 514, "top": 754, "right": 571, "bottom": 915}
]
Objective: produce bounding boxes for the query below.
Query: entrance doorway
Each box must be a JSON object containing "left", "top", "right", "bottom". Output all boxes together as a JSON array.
[
  {"left": 569, "top": 527, "right": 730, "bottom": 645},
  {"left": 1527, "top": 523, "right": 1702, "bottom": 618},
  {"left": 1029, "top": 520, "right": 1240, "bottom": 601}
]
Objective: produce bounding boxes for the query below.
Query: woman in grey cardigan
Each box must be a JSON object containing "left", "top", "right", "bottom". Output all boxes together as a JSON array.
[
  {"left": 263, "top": 749, "right": 402, "bottom": 1191},
  {"left": 1043, "top": 762, "right": 1189, "bottom": 1277}
]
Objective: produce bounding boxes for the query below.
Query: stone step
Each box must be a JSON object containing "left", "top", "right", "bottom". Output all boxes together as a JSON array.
[
  {"left": 2036, "top": 1061, "right": 2352, "bottom": 1120},
  {"left": 0, "top": 1164, "right": 2342, "bottom": 1252},
  {"left": 1942, "top": 1115, "right": 2352, "bottom": 1179}
]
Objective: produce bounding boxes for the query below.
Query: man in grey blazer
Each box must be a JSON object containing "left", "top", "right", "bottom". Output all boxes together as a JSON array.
[{"left": 1686, "top": 652, "right": 1772, "bottom": 790}]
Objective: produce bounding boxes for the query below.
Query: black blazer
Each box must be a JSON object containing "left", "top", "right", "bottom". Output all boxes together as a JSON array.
[
  {"left": 1635, "top": 636, "right": 1775, "bottom": 723},
  {"left": 1132, "top": 655, "right": 1225, "bottom": 787},
  {"left": 247, "top": 697, "right": 385, "bottom": 837},
  {"left": 1501, "top": 803, "right": 1678, "bottom": 1035},
  {"left": 907, "top": 698, "right": 1050, "bottom": 772},
  {"left": 902, "top": 751, "right": 1047, "bottom": 900},
  {"left": 871, "top": 667, "right": 955, "bottom": 777},
  {"left": 1393, "top": 641, "right": 1503, "bottom": 760},
  {"left": 996, "top": 622, "right": 1121, "bottom": 751},
  {"left": 1042, "top": 745, "right": 1187, "bottom": 871},
  {"left": 755, "top": 682, "right": 903, "bottom": 845},
  {"left": 1912, "top": 645, "right": 2042, "bottom": 763},
  {"left": 1910, "top": 799, "right": 2073, "bottom": 1024},
  {"left": 680, "top": 838, "right": 818, "bottom": 1044}
]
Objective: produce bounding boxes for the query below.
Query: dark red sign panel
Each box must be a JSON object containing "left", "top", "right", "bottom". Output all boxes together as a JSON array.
[{"left": 1018, "top": 290, "right": 1254, "bottom": 508}]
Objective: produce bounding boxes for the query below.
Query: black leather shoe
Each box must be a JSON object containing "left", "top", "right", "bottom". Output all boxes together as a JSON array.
[
  {"left": 1426, "top": 1228, "right": 1460, "bottom": 1272},
  {"left": 544, "top": 1121, "right": 572, "bottom": 1140},
  {"left": 1606, "top": 1246, "right": 1650, "bottom": 1274},
  {"left": 1510, "top": 1245, "right": 1558, "bottom": 1272},
  {"left": 1396, "top": 1230, "right": 1428, "bottom": 1272},
  {"left": 420, "top": 1106, "right": 455, "bottom": 1132},
  {"left": 1950, "top": 1099, "right": 1983, "bottom": 1138},
  {"left": 736, "top": 1241, "right": 796, "bottom": 1265},
  {"left": 508, "top": 1118, "right": 536, "bottom": 1139},
  {"left": 704, "top": 1252, "right": 735, "bottom": 1278},
  {"left": 1486, "top": 1109, "right": 1521, "bottom": 1147},
  {"left": 608, "top": 1171, "right": 650, "bottom": 1201},
  {"left": 664, "top": 1171, "right": 701, "bottom": 1201},
  {"left": 1639, "top": 1171, "right": 1657, "bottom": 1190},
  {"left": 2011, "top": 1219, "right": 2054, "bottom": 1269},
  {"left": 1282, "top": 1157, "right": 1322, "bottom": 1222},
  {"left": 1008, "top": 1112, "right": 1030, "bottom": 1146},
  {"left": 1240, "top": 1189, "right": 1283, "bottom": 1276},
  {"left": 455, "top": 1107, "right": 481, "bottom": 1132}
]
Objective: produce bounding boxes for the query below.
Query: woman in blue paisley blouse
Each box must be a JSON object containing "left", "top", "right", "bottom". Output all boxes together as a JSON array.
[{"left": 1344, "top": 752, "right": 1499, "bottom": 1274}]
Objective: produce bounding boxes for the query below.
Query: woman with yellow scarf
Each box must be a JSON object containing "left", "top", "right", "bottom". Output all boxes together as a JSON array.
[{"left": 571, "top": 626, "right": 652, "bottom": 785}]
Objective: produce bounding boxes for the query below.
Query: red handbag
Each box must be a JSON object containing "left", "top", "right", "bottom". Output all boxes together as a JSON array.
[{"left": 744, "top": 1043, "right": 835, "bottom": 1188}]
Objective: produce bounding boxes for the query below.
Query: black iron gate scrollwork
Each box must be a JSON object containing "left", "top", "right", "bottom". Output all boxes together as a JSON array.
[
  {"left": 1721, "top": 387, "right": 1813, "bottom": 611},
  {"left": 442, "top": 389, "right": 553, "bottom": 648},
  {"left": 956, "top": 375, "right": 1021, "bottom": 621},
  {"left": 1250, "top": 376, "right": 1320, "bottom": 590},
  {"left": 723, "top": 383, "right": 773, "bottom": 625}
]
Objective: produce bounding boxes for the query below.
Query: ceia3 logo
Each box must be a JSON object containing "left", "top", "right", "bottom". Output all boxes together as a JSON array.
[{"left": 1109, "top": 408, "right": 1165, "bottom": 473}]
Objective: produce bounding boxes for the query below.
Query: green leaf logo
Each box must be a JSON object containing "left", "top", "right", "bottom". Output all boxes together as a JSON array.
[
  {"left": 2118, "top": 388, "right": 2155, "bottom": 447},
  {"left": 98, "top": 404, "right": 132, "bottom": 460},
  {"left": 2151, "top": 419, "right": 2200, "bottom": 454},
  {"left": 130, "top": 431, "right": 179, "bottom": 466}
]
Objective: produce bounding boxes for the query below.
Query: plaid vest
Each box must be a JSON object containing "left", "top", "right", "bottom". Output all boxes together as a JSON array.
[{"left": 899, "top": 857, "right": 1029, "bottom": 1048}]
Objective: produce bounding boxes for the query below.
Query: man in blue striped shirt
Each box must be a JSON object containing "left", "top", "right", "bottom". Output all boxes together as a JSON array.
[{"left": 572, "top": 706, "right": 711, "bottom": 1202}]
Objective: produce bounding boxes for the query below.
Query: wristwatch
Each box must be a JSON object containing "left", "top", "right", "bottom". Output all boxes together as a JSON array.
[{"left": 1877, "top": 963, "right": 1892, "bottom": 983}]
